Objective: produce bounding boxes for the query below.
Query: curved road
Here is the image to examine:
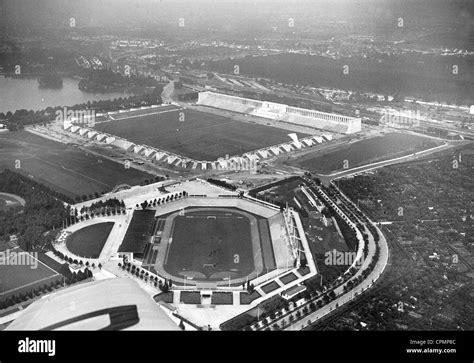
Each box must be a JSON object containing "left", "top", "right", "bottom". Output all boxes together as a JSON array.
[{"left": 285, "top": 222, "right": 389, "bottom": 330}]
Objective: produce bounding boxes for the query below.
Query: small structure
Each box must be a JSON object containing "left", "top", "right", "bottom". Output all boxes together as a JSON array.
[{"left": 281, "top": 285, "right": 307, "bottom": 300}]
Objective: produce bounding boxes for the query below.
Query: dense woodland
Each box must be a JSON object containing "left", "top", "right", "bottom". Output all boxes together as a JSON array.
[
  {"left": 0, "top": 170, "right": 71, "bottom": 251},
  {"left": 78, "top": 69, "right": 159, "bottom": 93}
]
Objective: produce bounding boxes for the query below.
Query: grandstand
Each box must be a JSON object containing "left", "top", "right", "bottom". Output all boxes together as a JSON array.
[
  {"left": 197, "top": 91, "right": 263, "bottom": 114},
  {"left": 197, "top": 91, "right": 361, "bottom": 134}
]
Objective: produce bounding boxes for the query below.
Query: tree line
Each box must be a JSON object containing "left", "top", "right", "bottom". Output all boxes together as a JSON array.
[{"left": 0, "top": 89, "right": 164, "bottom": 131}]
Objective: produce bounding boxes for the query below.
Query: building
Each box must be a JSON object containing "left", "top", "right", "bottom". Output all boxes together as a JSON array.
[{"left": 196, "top": 91, "right": 361, "bottom": 134}]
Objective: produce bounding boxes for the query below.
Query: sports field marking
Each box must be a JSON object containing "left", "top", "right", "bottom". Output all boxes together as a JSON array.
[{"left": 164, "top": 219, "right": 178, "bottom": 265}]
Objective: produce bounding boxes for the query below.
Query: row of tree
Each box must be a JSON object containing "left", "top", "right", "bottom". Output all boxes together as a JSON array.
[
  {"left": 0, "top": 268, "right": 92, "bottom": 310},
  {"left": 78, "top": 198, "right": 126, "bottom": 216},
  {"left": 207, "top": 178, "right": 237, "bottom": 191},
  {"left": 52, "top": 249, "right": 101, "bottom": 270},
  {"left": 137, "top": 191, "right": 187, "bottom": 210},
  {"left": 0, "top": 90, "right": 164, "bottom": 130},
  {"left": 119, "top": 262, "right": 173, "bottom": 293}
]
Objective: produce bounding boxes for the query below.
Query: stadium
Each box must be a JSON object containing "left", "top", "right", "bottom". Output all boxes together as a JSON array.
[
  {"left": 132, "top": 197, "right": 296, "bottom": 289},
  {"left": 113, "top": 195, "right": 311, "bottom": 290},
  {"left": 53, "top": 179, "right": 317, "bottom": 317},
  {"left": 59, "top": 92, "right": 360, "bottom": 171}
]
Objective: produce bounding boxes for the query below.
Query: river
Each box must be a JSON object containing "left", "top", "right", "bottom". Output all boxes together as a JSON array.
[{"left": 0, "top": 76, "right": 129, "bottom": 114}]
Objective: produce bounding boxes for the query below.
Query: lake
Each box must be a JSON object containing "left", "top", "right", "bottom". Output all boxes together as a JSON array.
[{"left": 0, "top": 76, "right": 129, "bottom": 114}]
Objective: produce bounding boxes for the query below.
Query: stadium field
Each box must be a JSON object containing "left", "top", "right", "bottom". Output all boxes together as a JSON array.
[
  {"left": 94, "top": 109, "right": 310, "bottom": 160},
  {"left": 294, "top": 132, "right": 441, "bottom": 174},
  {"left": 66, "top": 222, "right": 114, "bottom": 258},
  {"left": 0, "top": 247, "right": 59, "bottom": 297},
  {"left": 0, "top": 131, "right": 153, "bottom": 199},
  {"left": 164, "top": 209, "right": 255, "bottom": 280}
]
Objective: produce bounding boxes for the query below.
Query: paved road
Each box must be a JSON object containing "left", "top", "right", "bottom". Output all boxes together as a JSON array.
[
  {"left": 281, "top": 183, "right": 389, "bottom": 330},
  {"left": 285, "top": 222, "right": 389, "bottom": 330}
]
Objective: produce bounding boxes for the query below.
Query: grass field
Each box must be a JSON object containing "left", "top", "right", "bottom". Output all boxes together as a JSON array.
[
  {"left": 261, "top": 281, "right": 280, "bottom": 294},
  {"left": 180, "top": 291, "right": 202, "bottom": 304},
  {"left": 211, "top": 292, "right": 233, "bottom": 305},
  {"left": 94, "top": 109, "right": 309, "bottom": 160},
  {"left": 66, "top": 222, "right": 114, "bottom": 258},
  {"left": 164, "top": 209, "right": 255, "bottom": 281},
  {"left": 240, "top": 291, "right": 262, "bottom": 304},
  {"left": 0, "top": 247, "right": 59, "bottom": 297},
  {"left": 295, "top": 132, "right": 441, "bottom": 173},
  {"left": 0, "top": 131, "right": 153, "bottom": 199},
  {"left": 279, "top": 272, "right": 298, "bottom": 285}
]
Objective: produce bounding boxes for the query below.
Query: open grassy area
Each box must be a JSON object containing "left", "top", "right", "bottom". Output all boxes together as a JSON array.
[
  {"left": 153, "top": 292, "right": 174, "bottom": 304},
  {"left": 261, "top": 281, "right": 280, "bottom": 294},
  {"left": 295, "top": 132, "right": 441, "bottom": 174},
  {"left": 180, "top": 291, "right": 202, "bottom": 304},
  {"left": 240, "top": 290, "right": 261, "bottom": 305},
  {"left": 279, "top": 272, "right": 298, "bottom": 285},
  {"left": 0, "top": 131, "right": 153, "bottom": 199},
  {"left": 0, "top": 247, "right": 59, "bottom": 299},
  {"left": 211, "top": 292, "right": 233, "bottom": 305},
  {"left": 66, "top": 222, "right": 114, "bottom": 258},
  {"left": 94, "top": 108, "right": 308, "bottom": 160},
  {"left": 164, "top": 209, "right": 255, "bottom": 281}
]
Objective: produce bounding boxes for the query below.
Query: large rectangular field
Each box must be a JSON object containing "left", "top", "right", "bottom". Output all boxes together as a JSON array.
[
  {"left": 294, "top": 132, "right": 441, "bottom": 174},
  {"left": 0, "top": 131, "right": 153, "bottom": 199},
  {"left": 164, "top": 209, "right": 255, "bottom": 280},
  {"left": 94, "top": 109, "right": 309, "bottom": 160}
]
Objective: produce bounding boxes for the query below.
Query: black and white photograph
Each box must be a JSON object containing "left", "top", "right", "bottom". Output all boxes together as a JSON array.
[{"left": 0, "top": 0, "right": 472, "bottom": 361}]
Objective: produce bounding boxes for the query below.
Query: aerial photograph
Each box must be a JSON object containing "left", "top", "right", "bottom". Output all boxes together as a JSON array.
[{"left": 0, "top": 0, "right": 472, "bottom": 361}]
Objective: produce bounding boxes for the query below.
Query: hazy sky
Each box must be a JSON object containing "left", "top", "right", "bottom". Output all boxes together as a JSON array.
[{"left": 1, "top": 0, "right": 472, "bottom": 34}]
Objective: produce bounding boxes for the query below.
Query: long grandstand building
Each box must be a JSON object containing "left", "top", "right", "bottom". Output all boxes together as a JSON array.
[{"left": 197, "top": 91, "right": 361, "bottom": 134}]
